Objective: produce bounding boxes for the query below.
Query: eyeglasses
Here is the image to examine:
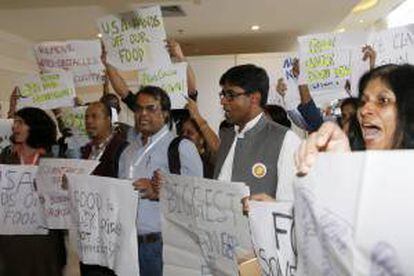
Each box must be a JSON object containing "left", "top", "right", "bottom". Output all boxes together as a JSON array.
[
  {"left": 135, "top": 104, "right": 161, "bottom": 114},
  {"left": 219, "top": 90, "right": 248, "bottom": 101}
]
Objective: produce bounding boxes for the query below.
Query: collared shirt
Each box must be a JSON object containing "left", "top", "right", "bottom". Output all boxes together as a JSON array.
[
  {"left": 118, "top": 125, "right": 203, "bottom": 235},
  {"left": 218, "top": 113, "right": 301, "bottom": 200},
  {"left": 218, "top": 112, "right": 264, "bottom": 182},
  {"left": 88, "top": 134, "right": 113, "bottom": 160}
]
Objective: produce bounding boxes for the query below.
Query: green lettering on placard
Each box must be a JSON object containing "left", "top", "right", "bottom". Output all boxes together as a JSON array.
[
  {"left": 129, "top": 32, "right": 149, "bottom": 45},
  {"left": 33, "top": 89, "right": 71, "bottom": 104},
  {"left": 307, "top": 69, "right": 331, "bottom": 83},
  {"left": 305, "top": 53, "right": 335, "bottom": 69},
  {"left": 333, "top": 65, "right": 351, "bottom": 79},
  {"left": 118, "top": 47, "right": 145, "bottom": 63},
  {"left": 141, "top": 69, "right": 177, "bottom": 84},
  {"left": 20, "top": 82, "right": 41, "bottom": 98},
  {"left": 308, "top": 38, "right": 336, "bottom": 54},
  {"left": 62, "top": 112, "right": 86, "bottom": 135},
  {"left": 162, "top": 82, "right": 184, "bottom": 94},
  {"left": 112, "top": 34, "right": 125, "bottom": 48}
]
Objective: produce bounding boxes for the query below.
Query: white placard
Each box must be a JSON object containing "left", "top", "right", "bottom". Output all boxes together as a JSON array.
[
  {"left": 249, "top": 201, "right": 297, "bottom": 276},
  {"left": 294, "top": 151, "right": 414, "bottom": 275},
  {"left": 34, "top": 40, "right": 105, "bottom": 87},
  {"left": 161, "top": 174, "right": 253, "bottom": 276},
  {"left": 139, "top": 62, "right": 188, "bottom": 109},
  {"left": 17, "top": 71, "right": 76, "bottom": 110},
  {"left": 0, "top": 165, "right": 47, "bottom": 235},
  {"left": 67, "top": 173, "right": 139, "bottom": 276},
  {"left": 35, "top": 158, "right": 99, "bottom": 229},
  {"left": 97, "top": 5, "right": 171, "bottom": 70}
]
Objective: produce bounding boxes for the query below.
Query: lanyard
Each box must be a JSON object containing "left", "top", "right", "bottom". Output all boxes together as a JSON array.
[
  {"left": 128, "top": 129, "right": 169, "bottom": 179},
  {"left": 20, "top": 152, "right": 40, "bottom": 165}
]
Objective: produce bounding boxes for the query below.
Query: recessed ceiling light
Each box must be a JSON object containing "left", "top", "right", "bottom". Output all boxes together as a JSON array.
[
  {"left": 251, "top": 25, "right": 260, "bottom": 31},
  {"left": 352, "top": 0, "right": 378, "bottom": 13},
  {"left": 97, "top": 33, "right": 102, "bottom": 38},
  {"left": 336, "top": 28, "right": 346, "bottom": 33},
  {"left": 359, "top": 19, "right": 365, "bottom": 23}
]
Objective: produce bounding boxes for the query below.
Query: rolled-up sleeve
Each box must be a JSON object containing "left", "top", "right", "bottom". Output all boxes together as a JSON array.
[{"left": 297, "top": 99, "right": 323, "bottom": 132}]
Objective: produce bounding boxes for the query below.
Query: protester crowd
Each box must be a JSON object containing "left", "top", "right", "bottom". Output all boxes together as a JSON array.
[{"left": 1, "top": 15, "right": 414, "bottom": 276}]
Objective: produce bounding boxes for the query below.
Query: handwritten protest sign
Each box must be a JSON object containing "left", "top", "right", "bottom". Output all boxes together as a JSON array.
[
  {"left": 97, "top": 5, "right": 171, "bottom": 70},
  {"left": 139, "top": 62, "right": 188, "bottom": 109},
  {"left": 369, "top": 24, "right": 414, "bottom": 66},
  {"left": 17, "top": 71, "right": 76, "bottom": 110},
  {"left": 34, "top": 40, "right": 105, "bottom": 87},
  {"left": 299, "top": 33, "right": 354, "bottom": 92},
  {"left": 35, "top": 159, "right": 99, "bottom": 229},
  {"left": 249, "top": 201, "right": 297, "bottom": 276},
  {"left": 294, "top": 151, "right": 414, "bottom": 275},
  {"left": 59, "top": 106, "right": 89, "bottom": 150},
  {"left": 281, "top": 55, "right": 301, "bottom": 110},
  {"left": 298, "top": 31, "right": 369, "bottom": 107},
  {"left": 0, "top": 165, "right": 47, "bottom": 235},
  {"left": 66, "top": 173, "right": 139, "bottom": 276},
  {"left": 161, "top": 174, "right": 253, "bottom": 276},
  {"left": 0, "top": 119, "right": 13, "bottom": 153}
]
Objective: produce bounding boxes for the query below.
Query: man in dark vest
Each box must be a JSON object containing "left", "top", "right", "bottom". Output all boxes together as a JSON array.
[
  {"left": 214, "top": 64, "right": 300, "bottom": 203},
  {"left": 79, "top": 101, "right": 128, "bottom": 275}
]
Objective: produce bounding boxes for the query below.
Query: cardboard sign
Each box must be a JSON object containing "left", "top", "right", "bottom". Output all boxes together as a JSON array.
[
  {"left": 17, "top": 72, "right": 76, "bottom": 110},
  {"left": 161, "top": 174, "right": 253, "bottom": 276},
  {"left": 67, "top": 173, "right": 139, "bottom": 276},
  {"left": 34, "top": 40, "right": 105, "bottom": 87},
  {"left": 97, "top": 5, "right": 171, "bottom": 70}
]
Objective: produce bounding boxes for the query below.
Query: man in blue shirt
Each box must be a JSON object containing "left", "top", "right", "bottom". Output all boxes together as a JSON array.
[{"left": 118, "top": 85, "right": 203, "bottom": 276}]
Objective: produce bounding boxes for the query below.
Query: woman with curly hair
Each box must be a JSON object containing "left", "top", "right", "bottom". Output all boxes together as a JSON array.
[{"left": 0, "top": 107, "right": 66, "bottom": 276}]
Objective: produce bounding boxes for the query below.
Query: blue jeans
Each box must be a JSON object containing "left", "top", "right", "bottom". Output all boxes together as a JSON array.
[{"left": 139, "top": 239, "right": 163, "bottom": 276}]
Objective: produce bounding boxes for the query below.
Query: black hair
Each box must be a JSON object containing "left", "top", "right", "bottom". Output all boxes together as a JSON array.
[
  {"left": 136, "top": 85, "right": 172, "bottom": 128},
  {"left": 358, "top": 64, "right": 414, "bottom": 149},
  {"left": 347, "top": 115, "right": 365, "bottom": 151},
  {"left": 338, "top": 97, "right": 359, "bottom": 128},
  {"left": 15, "top": 107, "right": 57, "bottom": 152},
  {"left": 264, "top": 105, "right": 291, "bottom": 128},
  {"left": 87, "top": 101, "right": 112, "bottom": 120},
  {"left": 219, "top": 64, "right": 269, "bottom": 107},
  {"left": 100, "top": 93, "right": 121, "bottom": 115},
  {"left": 340, "top": 97, "right": 359, "bottom": 111}
]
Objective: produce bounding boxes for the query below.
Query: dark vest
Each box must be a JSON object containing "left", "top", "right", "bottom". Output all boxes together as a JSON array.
[
  {"left": 81, "top": 134, "right": 128, "bottom": 178},
  {"left": 213, "top": 116, "right": 288, "bottom": 198}
]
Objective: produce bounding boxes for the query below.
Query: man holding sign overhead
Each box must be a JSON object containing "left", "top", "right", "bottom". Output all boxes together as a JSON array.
[{"left": 103, "top": 39, "right": 199, "bottom": 129}]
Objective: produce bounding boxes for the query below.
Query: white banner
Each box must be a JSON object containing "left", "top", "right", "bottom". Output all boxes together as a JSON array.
[
  {"left": 249, "top": 201, "right": 297, "bottom": 276},
  {"left": 281, "top": 55, "right": 301, "bottom": 110},
  {"left": 0, "top": 165, "right": 47, "bottom": 235},
  {"left": 17, "top": 71, "right": 76, "bottom": 110},
  {"left": 34, "top": 40, "right": 105, "bottom": 87},
  {"left": 369, "top": 24, "right": 414, "bottom": 66},
  {"left": 298, "top": 31, "right": 368, "bottom": 106},
  {"left": 97, "top": 5, "right": 171, "bottom": 70},
  {"left": 139, "top": 62, "right": 188, "bottom": 109},
  {"left": 161, "top": 174, "right": 253, "bottom": 276},
  {"left": 66, "top": 173, "right": 139, "bottom": 276},
  {"left": 294, "top": 151, "right": 414, "bottom": 275},
  {"left": 35, "top": 158, "right": 99, "bottom": 229}
]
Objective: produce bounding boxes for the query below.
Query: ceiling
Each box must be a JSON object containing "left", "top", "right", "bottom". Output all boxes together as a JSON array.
[{"left": 0, "top": 0, "right": 363, "bottom": 55}]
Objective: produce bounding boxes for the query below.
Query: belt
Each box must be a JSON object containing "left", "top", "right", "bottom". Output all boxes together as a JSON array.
[{"left": 138, "top": 232, "right": 162, "bottom": 244}]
